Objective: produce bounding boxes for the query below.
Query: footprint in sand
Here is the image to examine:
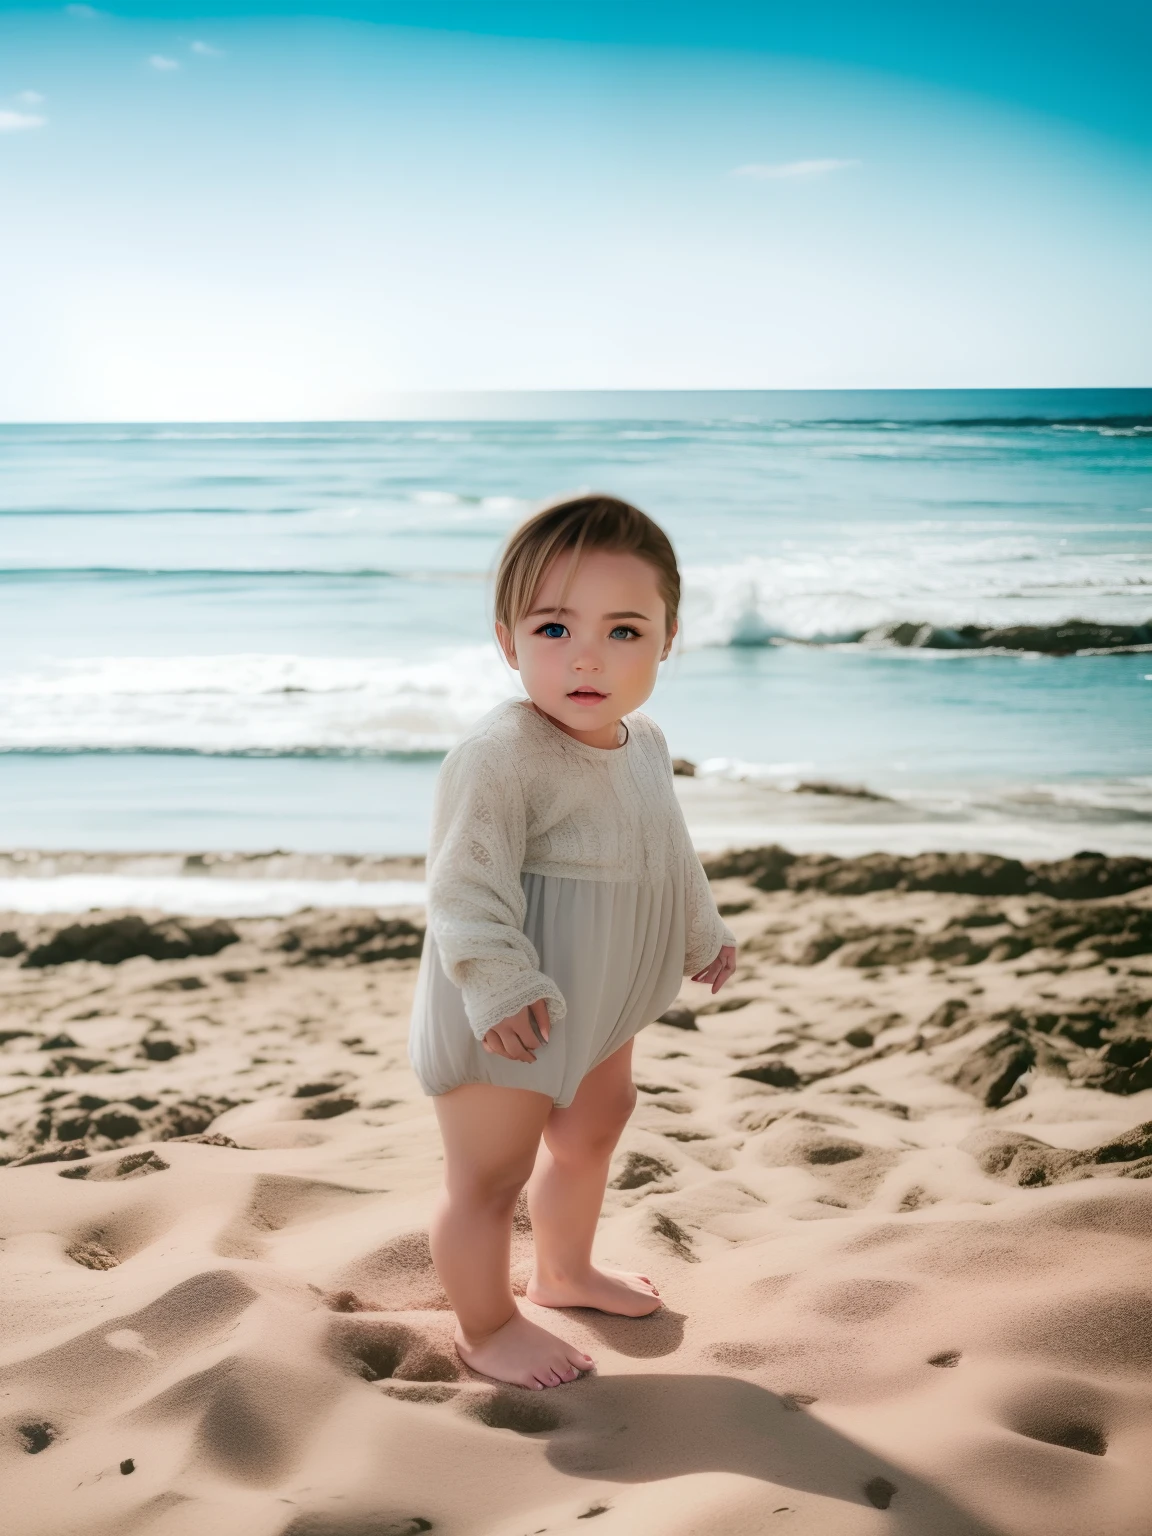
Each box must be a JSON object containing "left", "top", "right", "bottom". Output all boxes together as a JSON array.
[
  {"left": 994, "top": 1375, "right": 1121, "bottom": 1458},
  {"left": 63, "top": 1190, "right": 180, "bottom": 1268},
  {"left": 326, "top": 1315, "right": 462, "bottom": 1385}
]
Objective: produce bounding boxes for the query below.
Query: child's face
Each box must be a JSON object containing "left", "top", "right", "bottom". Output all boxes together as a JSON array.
[{"left": 496, "top": 548, "right": 677, "bottom": 743}]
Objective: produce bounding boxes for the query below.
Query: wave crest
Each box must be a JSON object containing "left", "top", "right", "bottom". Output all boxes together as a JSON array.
[{"left": 681, "top": 549, "right": 1152, "bottom": 648}]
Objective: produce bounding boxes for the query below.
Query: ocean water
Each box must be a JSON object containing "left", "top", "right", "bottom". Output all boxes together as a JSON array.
[{"left": 1, "top": 390, "right": 1149, "bottom": 871}]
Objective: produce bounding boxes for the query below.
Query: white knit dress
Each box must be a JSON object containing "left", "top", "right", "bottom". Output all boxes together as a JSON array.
[{"left": 408, "top": 698, "right": 736, "bottom": 1108}]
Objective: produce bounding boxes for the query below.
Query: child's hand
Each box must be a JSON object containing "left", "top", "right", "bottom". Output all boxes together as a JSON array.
[
  {"left": 482, "top": 999, "right": 551, "bottom": 1063},
  {"left": 691, "top": 944, "right": 736, "bottom": 995}
]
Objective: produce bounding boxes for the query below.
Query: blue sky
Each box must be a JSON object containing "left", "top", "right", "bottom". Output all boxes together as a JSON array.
[{"left": 1, "top": 2, "right": 1149, "bottom": 418}]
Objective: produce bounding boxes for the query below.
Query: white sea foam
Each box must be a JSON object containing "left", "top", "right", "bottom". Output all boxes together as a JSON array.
[
  {"left": 680, "top": 544, "right": 1151, "bottom": 646},
  {"left": 0, "top": 648, "right": 519, "bottom": 755},
  {"left": 0, "top": 875, "right": 426, "bottom": 916},
  {"left": 1, "top": 536, "right": 1147, "bottom": 755},
  {"left": 1, "top": 574, "right": 1147, "bottom": 754}
]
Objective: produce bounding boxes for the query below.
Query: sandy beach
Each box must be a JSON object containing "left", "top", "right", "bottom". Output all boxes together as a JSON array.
[
  {"left": 5, "top": 0, "right": 1150, "bottom": 1524},
  {"left": 2, "top": 846, "right": 1150, "bottom": 1536}
]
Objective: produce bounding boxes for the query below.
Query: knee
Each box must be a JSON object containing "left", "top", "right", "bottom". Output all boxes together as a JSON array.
[
  {"left": 446, "top": 1153, "right": 535, "bottom": 1212},
  {"left": 549, "top": 1082, "right": 637, "bottom": 1163},
  {"left": 615, "top": 1079, "right": 639, "bottom": 1125}
]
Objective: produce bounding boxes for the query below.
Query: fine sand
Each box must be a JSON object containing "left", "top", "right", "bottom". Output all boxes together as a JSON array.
[{"left": 2, "top": 847, "right": 1151, "bottom": 1536}]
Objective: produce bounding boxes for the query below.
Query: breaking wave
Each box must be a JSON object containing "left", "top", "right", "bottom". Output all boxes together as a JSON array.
[{"left": 681, "top": 547, "right": 1152, "bottom": 647}]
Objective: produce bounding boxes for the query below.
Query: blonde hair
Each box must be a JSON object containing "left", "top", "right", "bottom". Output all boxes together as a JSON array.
[{"left": 493, "top": 494, "right": 680, "bottom": 637}]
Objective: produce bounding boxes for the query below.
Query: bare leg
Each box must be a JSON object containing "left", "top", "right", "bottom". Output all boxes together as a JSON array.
[
  {"left": 431, "top": 1082, "right": 595, "bottom": 1389},
  {"left": 526, "top": 1040, "right": 662, "bottom": 1317}
]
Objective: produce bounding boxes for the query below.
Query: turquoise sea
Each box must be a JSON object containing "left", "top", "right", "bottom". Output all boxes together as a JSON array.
[{"left": 1, "top": 390, "right": 1149, "bottom": 865}]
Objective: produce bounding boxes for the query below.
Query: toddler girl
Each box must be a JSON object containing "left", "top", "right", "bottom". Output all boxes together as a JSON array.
[{"left": 408, "top": 494, "right": 737, "bottom": 1390}]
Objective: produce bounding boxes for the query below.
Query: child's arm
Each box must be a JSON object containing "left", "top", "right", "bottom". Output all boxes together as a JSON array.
[
  {"left": 425, "top": 735, "right": 567, "bottom": 1041},
  {"left": 645, "top": 717, "right": 737, "bottom": 988},
  {"left": 681, "top": 838, "right": 738, "bottom": 989}
]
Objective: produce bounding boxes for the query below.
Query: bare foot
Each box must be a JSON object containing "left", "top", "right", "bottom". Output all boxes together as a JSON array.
[
  {"left": 455, "top": 1309, "right": 594, "bottom": 1390},
  {"left": 527, "top": 1266, "right": 662, "bottom": 1317}
]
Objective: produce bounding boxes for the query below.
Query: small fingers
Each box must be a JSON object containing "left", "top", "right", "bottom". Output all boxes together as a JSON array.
[
  {"left": 484, "top": 1000, "right": 557, "bottom": 1063},
  {"left": 483, "top": 1029, "right": 533, "bottom": 1062},
  {"left": 513, "top": 1020, "right": 541, "bottom": 1053},
  {"left": 507, "top": 1017, "right": 542, "bottom": 1060},
  {"left": 713, "top": 964, "right": 737, "bottom": 993},
  {"left": 529, "top": 998, "right": 551, "bottom": 1043},
  {"left": 504, "top": 1028, "right": 538, "bottom": 1063}
]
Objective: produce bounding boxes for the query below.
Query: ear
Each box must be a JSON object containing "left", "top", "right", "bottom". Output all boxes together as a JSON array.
[
  {"left": 495, "top": 621, "right": 519, "bottom": 670},
  {"left": 660, "top": 619, "right": 679, "bottom": 661}
]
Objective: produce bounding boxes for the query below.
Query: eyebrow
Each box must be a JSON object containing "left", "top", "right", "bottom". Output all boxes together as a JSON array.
[{"left": 527, "top": 606, "right": 651, "bottom": 621}]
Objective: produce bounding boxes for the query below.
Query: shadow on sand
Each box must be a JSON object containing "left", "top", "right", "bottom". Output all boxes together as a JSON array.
[{"left": 482, "top": 1372, "right": 1004, "bottom": 1536}]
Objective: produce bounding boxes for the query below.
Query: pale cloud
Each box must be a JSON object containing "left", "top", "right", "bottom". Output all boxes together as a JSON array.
[
  {"left": 64, "top": 4, "right": 103, "bottom": 16},
  {"left": 148, "top": 55, "right": 180, "bottom": 72},
  {"left": 0, "top": 110, "right": 46, "bottom": 132},
  {"left": 190, "top": 40, "right": 223, "bottom": 57},
  {"left": 16, "top": 91, "right": 45, "bottom": 106},
  {"left": 730, "top": 158, "right": 860, "bottom": 180}
]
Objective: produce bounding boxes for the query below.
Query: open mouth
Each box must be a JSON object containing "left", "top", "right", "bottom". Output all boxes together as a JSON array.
[{"left": 567, "top": 687, "right": 608, "bottom": 704}]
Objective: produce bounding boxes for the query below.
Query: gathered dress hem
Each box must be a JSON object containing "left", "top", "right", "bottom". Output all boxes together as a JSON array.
[{"left": 409, "top": 868, "right": 687, "bottom": 1108}]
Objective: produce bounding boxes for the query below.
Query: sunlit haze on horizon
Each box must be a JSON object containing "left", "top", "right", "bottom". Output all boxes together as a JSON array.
[{"left": 1, "top": 1, "right": 1149, "bottom": 419}]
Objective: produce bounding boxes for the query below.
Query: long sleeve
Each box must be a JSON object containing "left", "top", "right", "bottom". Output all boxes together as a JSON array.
[
  {"left": 642, "top": 719, "right": 737, "bottom": 975},
  {"left": 425, "top": 735, "right": 568, "bottom": 1040},
  {"left": 681, "top": 834, "right": 737, "bottom": 975}
]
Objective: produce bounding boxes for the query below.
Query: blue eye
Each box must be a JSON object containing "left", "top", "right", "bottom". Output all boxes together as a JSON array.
[
  {"left": 610, "top": 625, "right": 639, "bottom": 640},
  {"left": 538, "top": 622, "right": 568, "bottom": 639}
]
